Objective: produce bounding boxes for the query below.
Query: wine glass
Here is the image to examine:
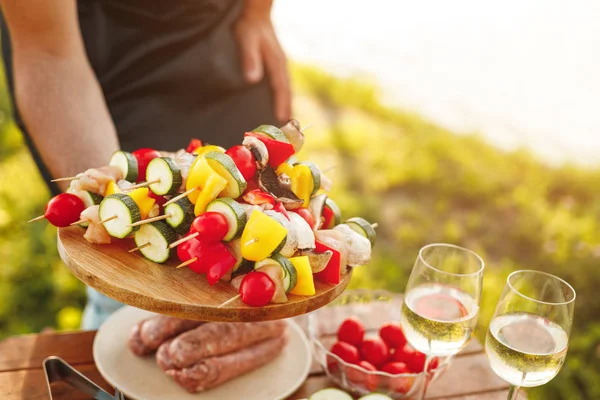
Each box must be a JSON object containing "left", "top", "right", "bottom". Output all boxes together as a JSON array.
[
  {"left": 400, "top": 243, "right": 485, "bottom": 400},
  {"left": 485, "top": 270, "right": 576, "bottom": 400}
]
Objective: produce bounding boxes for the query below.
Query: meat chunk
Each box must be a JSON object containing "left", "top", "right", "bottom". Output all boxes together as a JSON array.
[
  {"left": 80, "top": 205, "right": 111, "bottom": 245},
  {"left": 68, "top": 165, "right": 123, "bottom": 195},
  {"left": 167, "top": 320, "right": 287, "bottom": 369},
  {"left": 166, "top": 335, "right": 287, "bottom": 393}
]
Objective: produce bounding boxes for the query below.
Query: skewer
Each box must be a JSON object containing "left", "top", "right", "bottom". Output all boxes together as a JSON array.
[
  {"left": 176, "top": 257, "right": 198, "bottom": 269},
  {"left": 70, "top": 219, "right": 85, "bottom": 226},
  {"left": 244, "top": 238, "right": 258, "bottom": 246},
  {"left": 322, "top": 165, "right": 336, "bottom": 173},
  {"left": 127, "top": 214, "right": 170, "bottom": 227},
  {"left": 50, "top": 176, "right": 78, "bottom": 183},
  {"left": 129, "top": 242, "right": 151, "bottom": 253},
  {"left": 100, "top": 215, "right": 118, "bottom": 224},
  {"left": 300, "top": 123, "right": 313, "bottom": 133},
  {"left": 169, "top": 232, "right": 199, "bottom": 249},
  {"left": 218, "top": 294, "right": 241, "bottom": 308},
  {"left": 124, "top": 179, "right": 160, "bottom": 190},
  {"left": 27, "top": 215, "right": 45, "bottom": 223},
  {"left": 164, "top": 187, "right": 198, "bottom": 206},
  {"left": 371, "top": 223, "right": 378, "bottom": 229}
]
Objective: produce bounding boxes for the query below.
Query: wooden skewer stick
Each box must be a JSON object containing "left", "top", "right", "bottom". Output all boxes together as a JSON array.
[
  {"left": 176, "top": 257, "right": 198, "bottom": 269},
  {"left": 243, "top": 238, "right": 258, "bottom": 246},
  {"left": 28, "top": 215, "right": 45, "bottom": 223},
  {"left": 125, "top": 179, "right": 160, "bottom": 190},
  {"left": 218, "top": 294, "right": 241, "bottom": 308},
  {"left": 300, "top": 123, "right": 313, "bottom": 133},
  {"left": 322, "top": 165, "right": 336, "bottom": 173},
  {"left": 129, "top": 242, "right": 151, "bottom": 253},
  {"left": 50, "top": 176, "right": 78, "bottom": 183},
  {"left": 70, "top": 219, "right": 85, "bottom": 226},
  {"left": 100, "top": 215, "right": 118, "bottom": 224},
  {"left": 164, "top": 187, "right": 198, "bottom": 206},
  {"left": 169, "top": 232, "right": 199, "bottom": 249},
  {"left": 127, "top": 214, "right": 170, "bottom": 227},
  {"left": 371, "top": 223, "right": 378, "bottom": 229}
]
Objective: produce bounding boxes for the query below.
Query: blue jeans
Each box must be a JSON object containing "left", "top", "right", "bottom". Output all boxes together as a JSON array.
[{"left": 81, "top": 287, "right": 124, "bottom": 330}]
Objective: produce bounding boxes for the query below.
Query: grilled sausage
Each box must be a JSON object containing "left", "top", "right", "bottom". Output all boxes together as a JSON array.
[
  {"left": 166, "top": 335, "right": 287, "bottom": 393},
  {"left": 167, "top": 320, "right": 287, "bottom": 369}
]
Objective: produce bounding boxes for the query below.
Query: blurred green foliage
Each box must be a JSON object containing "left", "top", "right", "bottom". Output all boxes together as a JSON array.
[{"left": 1, "top": 63, "right": 599, "bottom": 399}]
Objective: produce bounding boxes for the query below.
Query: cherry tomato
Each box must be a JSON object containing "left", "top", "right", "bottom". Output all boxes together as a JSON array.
[
  {"left": 132, "top": 148, "right": 161, "bottom": 183},
  {"left": 337, "top": 317, "right": 365, "bottom": 346},
  {"left": 190, "top": 212, "right": 229, "bottom": 243},
  {"left": 294, "top": 208, "right": 315, "bottom": 230},
  {"left": 239, "top": 271, "right": 276, "bottom": 307},
  {"left": 186, "top": 138, "right": 203, "bottom": 153},
  {"left": 359, "top": 337, "right": 390, "bottom": 368},
  {"left": 330, "top": 341, "right": 360, "bottom": 364},
  {"left": 381, "top": 362, "right": 413, "bottom": 394},
  {"left": 225, "top": 145, "right": 257, "bottom": 181},
  {"left": 379, "top": 322, "right": 407, "bottom": 350},
  {"left": 176, "top": 237, "right": 210, "bottom": 274},
  {"left": 45, "top": 193, "right": 86, "bottom": 227},
  {"left": 346, "top": 360, "right": 379, "bottom": 391},
  {"left": 396, "top": 344, "right": 426, "bottom": 373},
  {"left": 205, "top": 242, "right": 237, "bottom": 285}
]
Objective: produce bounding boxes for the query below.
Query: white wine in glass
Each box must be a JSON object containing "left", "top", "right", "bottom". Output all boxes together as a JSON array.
[
  {"left": 485, "top": 270, "right": 575, "bottom": 400},
  {"left": 400, "top": 243, "right": 485, "bottom": 400}
]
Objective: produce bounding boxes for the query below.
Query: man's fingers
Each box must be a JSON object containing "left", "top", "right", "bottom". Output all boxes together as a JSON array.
[
  {"left": 264, "top": 46, "right": 291, "bottom": 123},
  {"left": 238, "top": 32, "right": 264, "bottom": 83}
]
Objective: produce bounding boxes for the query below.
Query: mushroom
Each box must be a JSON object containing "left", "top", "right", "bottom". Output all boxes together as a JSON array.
[
  {"left": 242, "top": 136, "right": 269, "bottom": 169},
  {"left": 281, "top": 119, "right": 305, "bottom": 152},
  {"left": 257, "top": 166, "right": 304, "bottom": 209},
  {"left": 294, "top": 249, "right": 333, "bottom": 273},
  {"left": 308, "top": 194, "right": 327, "bottom": 231}
]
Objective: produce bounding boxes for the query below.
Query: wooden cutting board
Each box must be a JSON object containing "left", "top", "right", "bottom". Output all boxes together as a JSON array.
[{"left": 57, "top": 226, "right": 351, "bottom": 322}]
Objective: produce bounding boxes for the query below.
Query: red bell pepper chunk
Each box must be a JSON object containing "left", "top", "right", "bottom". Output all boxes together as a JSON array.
[
  {"left": 242, "top": 189, "right": 275, "bottom": 206},
  {"left": 273, "top": 202, "right": 290, "bottom": 221},
  {"left": 244, "top": 132, "right": 295, "bottom": 168},
  {"left": 322, "top": 205, "right": 335, "bottom": 229},
  {"left": 314, "top": 241, "right": 341, "bottom": 285},
  {"left": 176, "top": 238, "right": 210, "bottom": 274},
  {"left": 206, "top": 242, "right": 237, "bottom": 285},
  {"left": 186, "top": 138, "right": 203, "bottom": 153}
]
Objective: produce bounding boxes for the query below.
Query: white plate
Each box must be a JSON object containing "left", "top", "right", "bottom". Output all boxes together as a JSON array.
[{"left": 93, "top": 306, "right": 312, "bottom": 400}]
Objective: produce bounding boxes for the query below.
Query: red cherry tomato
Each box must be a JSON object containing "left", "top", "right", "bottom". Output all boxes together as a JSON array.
[
  {"left": 294, "top": 208, "right": 315, "bottom": 230},
  {"left": 381, "top": 362, "right": 413, "bottom": 394},
  {"left": 396, "top": 344, "right": 427, "bottom": 373},
  {"left": 379, "top": 322, "right": 407, "bottom": 350},
  {"left": 186, "top": 138, "right": 203, "bottom": 153},
  {"left": 359, "top": 337, "right": 390, "bottom": 368},
  {"left": 337, "top": 317, "right": 365, "bottom": 346},
  {"left": 176, "top": 237, "right": 210, "bottom": 274},
  {"left": 239, "top": 271, "right": 276, "bottom": 307},
  {"left": 330, "top": 341, "right": 360, "bottom": 364},
  {"left": 44, "top": 193, "right": 86, "bottom": 227},
  {"left": 225, "top": 145, "right": 257, "bottom": 181},
  {"left": 132, "top": 148, "right": 161, "bottom": 183},
  {"left": 190, "top": 212, "right": 229, "bottom": 243},
  {"left": 346, "top": 360, "right": 379, "bottom": 391}
]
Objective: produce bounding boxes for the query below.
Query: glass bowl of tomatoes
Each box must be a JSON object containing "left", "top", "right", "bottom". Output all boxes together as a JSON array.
[{"left": 307, "top": 289, "right": 452, "bottom": 399}]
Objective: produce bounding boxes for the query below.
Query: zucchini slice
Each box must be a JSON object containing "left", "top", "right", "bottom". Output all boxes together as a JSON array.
[
  {"left": 98, "top": 193, "right": 141, "bottom": 238},
  {"left": 255, "top": 254, "right": 297, "bottom": 293},
  {"left": 309, "top": 389, "right": 352, "bottom": 400},
  {"left": 164, "top": 197, "right": 195, "bottom": 234},
  {"left": 206, "top": 198, "right": 247, "bottom": 241},
  {"left": 134, "top": 221, "right": 177, "bottom": 263},
  {"left": 109, "top": 151, "right": 138, "bottom": 182},
  {"left": 252, "top": 124, "right": 290, "bottom": 143},
  {"left": 204, "top": 151, "right": 247, "bottom": 199},
  {"left": 323, "top": 197, "right": 342, "bottom": 228},
  {"left": 344, "top": 217, "right": 376, "bottom": 246},
  {"left": 146, "top": 157, "right": 182, "bottom": 196}
]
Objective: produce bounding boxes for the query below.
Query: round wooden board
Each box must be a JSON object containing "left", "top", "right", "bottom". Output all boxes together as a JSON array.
[{"left": 57, "top": 226, "right": 351, "bottom": 322}]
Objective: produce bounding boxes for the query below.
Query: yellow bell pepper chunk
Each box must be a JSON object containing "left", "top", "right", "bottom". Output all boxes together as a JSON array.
[
  {"left": 104, "top": 180, "right": 121, "bottom": 197},
  {"left": 128, "top": 188, "right": 156, "bottom": 219},
  {"left": 193, "top": 145, "right": 226, "bottom": 157},
  {"left": 241, "top": 210, "right": 288, "bottom": 262},
  {"left": 289, "top": 256, "right": 316, "bottom": 296},
  {"left": 291, "top": 164, "right": 313, "bottom": 208},
  {"left": 186, "top": 157, "right": 227, "bottom": 208},
  {"left": 276, "top": 162, "right": 294, "bottom": 178}
]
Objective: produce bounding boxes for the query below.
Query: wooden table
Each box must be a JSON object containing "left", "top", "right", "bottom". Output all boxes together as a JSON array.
[{"left": 0, "top": 317, "right": 525, "bottom": 400}]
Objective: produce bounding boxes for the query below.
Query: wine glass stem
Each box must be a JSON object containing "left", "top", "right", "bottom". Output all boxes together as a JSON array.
[
  {"left": 507, "top": 385, "right": 520, "bottom": 400},
  {"left": 417, "top": 355, "right": 433, "bottom": 400}
]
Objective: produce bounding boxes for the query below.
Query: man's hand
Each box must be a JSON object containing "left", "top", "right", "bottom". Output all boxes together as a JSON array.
[{"left": 235, "top": 0, "right": 291, "bottom": 123}]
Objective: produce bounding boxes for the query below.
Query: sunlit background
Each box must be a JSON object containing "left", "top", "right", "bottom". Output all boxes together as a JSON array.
[{"left": 1, "top": 2, "right": 600, "bottom": 399}]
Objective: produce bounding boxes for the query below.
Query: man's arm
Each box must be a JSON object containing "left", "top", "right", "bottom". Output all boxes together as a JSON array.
[{"left": 1, "top": 0, "right": 119, "bottom": 190}]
